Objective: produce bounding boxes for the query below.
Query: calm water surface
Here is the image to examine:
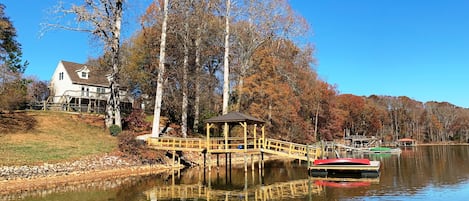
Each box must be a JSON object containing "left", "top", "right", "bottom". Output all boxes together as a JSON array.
[{"left": 5, "top": 145, "right": 469, "bottom": 201}]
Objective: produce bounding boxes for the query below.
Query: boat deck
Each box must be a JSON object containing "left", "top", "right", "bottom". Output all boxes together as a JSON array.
[
  {"left": 309, "top": 161, "right": 381, "bottom": 178},
  {"left": 310, "top": 161, "right": 380, "bottom": 171}
]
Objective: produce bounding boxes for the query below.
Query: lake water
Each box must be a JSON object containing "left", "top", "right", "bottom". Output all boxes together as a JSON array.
[{"left": 5, "top": 145, "right": 469, "bottom": 201}]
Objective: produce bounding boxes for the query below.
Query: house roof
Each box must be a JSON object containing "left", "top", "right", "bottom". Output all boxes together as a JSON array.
[
  {"left": 61, "top": 60, "right": 110, "bottom": 87},
  {"left": 205, "top": 112, "right": 265, "bottom": 124}
]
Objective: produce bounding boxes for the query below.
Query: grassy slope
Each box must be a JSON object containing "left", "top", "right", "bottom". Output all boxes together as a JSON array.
[{"left": 0, "top": 111, "right": 117, "bottom": 166}]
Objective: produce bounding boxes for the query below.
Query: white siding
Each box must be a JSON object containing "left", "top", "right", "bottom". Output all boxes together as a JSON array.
[{"left": 50, "top": 61, "right": 74, "bottom": 103}]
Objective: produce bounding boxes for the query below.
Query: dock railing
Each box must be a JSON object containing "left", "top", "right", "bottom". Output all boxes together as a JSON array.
[
  {"left": 147, "top": 137, "right": 205, "bottom": 152},
  {"left": 263, "top": 138, "right": 321, "bottom": 161},
  {"left": 147, "top": 137, "right": 321, "bottom": 161}
]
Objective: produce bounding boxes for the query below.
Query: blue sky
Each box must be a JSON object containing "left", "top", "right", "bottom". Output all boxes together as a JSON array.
[{"left": 2, "top": 0, "right": 469, "bottom": 108}]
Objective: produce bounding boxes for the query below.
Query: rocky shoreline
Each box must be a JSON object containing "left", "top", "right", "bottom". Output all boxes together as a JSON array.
[
  {"left": 0, "top": 154, "right": 180, "bottom": 197},
  {"left": 0, "top": 154, "right": 142, "bottom": 181},
  {"left": 0, "top": 152, "right": 288, "bottom": 198}
]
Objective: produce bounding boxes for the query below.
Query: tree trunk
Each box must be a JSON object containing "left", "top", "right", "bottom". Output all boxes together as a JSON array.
[
  {"left": 181, "top": 0, "right": 190, "bottom": 138},
  {"left": 193, "top": 16, "right": 202, "bottom": 134},
  {"left": 314, "top": 101, "right": 319, "bottom": 141},
  {"left": 222, "top": 0, "right": 231, "bottom": 115},
  {"left": 151, "top": 0, "right": 169, "bottom": 138},
  {"left": 105, "top": 0, "right": 123, "bottom": 128},
  {"left": 235, "top": 60, "right": 248, "bottom": 111},
  {"left": 236, "top": 72, "right": 244, "bottom": 111}
]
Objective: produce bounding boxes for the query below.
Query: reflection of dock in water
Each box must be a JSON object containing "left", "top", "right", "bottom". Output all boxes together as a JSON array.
[
  {"left": 144, "top": 176, "right": 380, "bottom": 200},
  {"left": 144, "top": 178, "right": 324, "bottom": 200}
]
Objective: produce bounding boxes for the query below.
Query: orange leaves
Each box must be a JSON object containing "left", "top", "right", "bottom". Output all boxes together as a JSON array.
[{"left": 239, "top": 39, "right": 323, "bottom": 143}]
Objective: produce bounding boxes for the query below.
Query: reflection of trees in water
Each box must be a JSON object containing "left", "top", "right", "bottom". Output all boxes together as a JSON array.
[
  {"left": 8, "top": 147, "right": 469, "bottom": 201},
  {"left": 380, "top": 146, "right": 469, "bottom": 195}
]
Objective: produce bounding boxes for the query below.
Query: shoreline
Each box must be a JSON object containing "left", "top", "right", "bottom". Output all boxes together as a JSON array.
[
  {"left": 0, "top": 153, "right": 288, "bottom": 197},
  {"left": 0, "top": 164, "right": 181, "bottom": 197},
  {"left": 2, "top": 144, "right": 467, "bottom": 197}
]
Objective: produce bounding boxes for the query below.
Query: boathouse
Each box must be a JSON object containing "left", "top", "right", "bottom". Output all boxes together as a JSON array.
[{"left": 397, "top": 138, "right": 417, "bottom": 147}]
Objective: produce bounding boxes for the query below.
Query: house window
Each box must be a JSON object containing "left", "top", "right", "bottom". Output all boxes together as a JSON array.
[
  {"left": 81, "top": 87, "right": 85, "bottom": 96},
  {"left": 81, "top": 72, "right": 88, "bottom": 79},
  {"left": 59, "top": 72, "right": 64, "bottom": 80},
  {"left": 97, "top": 87, "right": 105, "bottom": 94},
  {"left": 86, "top": 88, "right": 89, "bottom": 97}
]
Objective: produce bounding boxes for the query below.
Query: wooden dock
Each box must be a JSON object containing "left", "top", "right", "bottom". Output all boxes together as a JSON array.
[
  {"left": 145, "top": 112, "right": 326, "bottom": 172},
  {"left": 147, "top": 137, "right": 322, "bottom": 163}
]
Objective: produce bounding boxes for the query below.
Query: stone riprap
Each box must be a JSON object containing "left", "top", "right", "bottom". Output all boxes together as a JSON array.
[{"left": 0, "top": 155, "right": 140, "bottom": 181}]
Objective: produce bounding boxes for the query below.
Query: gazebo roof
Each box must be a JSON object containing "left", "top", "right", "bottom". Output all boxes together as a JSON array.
[{"left": 205, "top": 112, "right": 265, "bottom": 124}]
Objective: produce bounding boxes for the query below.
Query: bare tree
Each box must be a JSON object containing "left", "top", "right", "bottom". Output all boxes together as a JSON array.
[
  {"left": 192, "top": 0, "right": 204, "bottom": 133},
  {"left": 44, "top": 0, "right": 124, "bottom": 128},
  {"left": 180, "top": 0, "right": 191, "bottom": 138},
  {"left": 151, "top": 0, "right": 169, "bottom": 138},
  {"left": 222, "top": 0, "right": 231, "bottom": 115}
]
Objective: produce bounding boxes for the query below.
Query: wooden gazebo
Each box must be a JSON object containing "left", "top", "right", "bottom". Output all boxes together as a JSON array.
[
  {"left": 205, "top": 112, "right": 265, "bottom": 171},
  {"left": 205, "top": 112, "right": 265, "bottom": 151}
]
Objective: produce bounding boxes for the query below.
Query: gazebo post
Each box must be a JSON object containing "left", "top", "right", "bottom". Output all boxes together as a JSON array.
[
  {"left": 224, "top": 122, "right": 228, "bottom": 150},
  {"left": 254, "top": 124, "right": 257, "bottom": 149},
  {"left": 262, "top": 125, "right": 265, "bottom": 148},
  {"left": 240, "top": 122, "right": 248, "bottom": 172},
  {"left": 261, "top": 125, "right": 265, "bottom": 170},
  {"left": 206, "top": 123, "right": 213, "bottom": 171}
]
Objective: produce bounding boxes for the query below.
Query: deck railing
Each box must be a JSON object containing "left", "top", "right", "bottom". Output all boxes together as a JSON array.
[
  {"left": 147, "top": 137, "right": 205, "bottom": 151},
  {"left": 147, "top": 137, "right": 321, "bottom": 161},
  {"left": 263, "top": 138, "right": 321, "bottom": 161}
]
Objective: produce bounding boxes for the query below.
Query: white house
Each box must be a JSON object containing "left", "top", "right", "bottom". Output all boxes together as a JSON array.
[{"left": 49, "top": 60, "right": 133, "bottom": 113}]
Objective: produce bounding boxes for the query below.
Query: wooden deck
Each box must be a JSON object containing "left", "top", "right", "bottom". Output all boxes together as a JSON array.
[{"left": 147, "top": 137, "right": 322, "bottom": 162}]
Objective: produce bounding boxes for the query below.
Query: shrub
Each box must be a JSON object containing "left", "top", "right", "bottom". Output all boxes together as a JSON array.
[
  {"left": 117, "top": 131, "right": 166, "bottom": 164},
  {"left": 109, "top": 124, "right": 122, "bottom": 136},
  {"left": 123, "top": 108, "right": 151, "bottom": 133}
]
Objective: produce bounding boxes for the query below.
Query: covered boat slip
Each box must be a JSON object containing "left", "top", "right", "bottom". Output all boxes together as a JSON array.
[{"left": 361, "top": 147, "right": 402, "bottom": 154}]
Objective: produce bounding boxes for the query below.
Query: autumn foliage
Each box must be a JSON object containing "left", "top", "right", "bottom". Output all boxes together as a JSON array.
[
  {"left": 3, "top": 1, "right": 468, "bottom": 145},
  {"left": 111, "top": 0, "right": 469, "bottom": 144}
]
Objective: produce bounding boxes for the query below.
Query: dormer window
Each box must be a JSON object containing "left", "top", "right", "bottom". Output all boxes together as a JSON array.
[{"left": 76, "top": 66, "right": 90, "bottom": 79}]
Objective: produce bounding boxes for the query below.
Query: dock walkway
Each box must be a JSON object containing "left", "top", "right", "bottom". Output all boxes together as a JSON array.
[{"left": 147, "top": 137, "right": 322, "bottom": 163}]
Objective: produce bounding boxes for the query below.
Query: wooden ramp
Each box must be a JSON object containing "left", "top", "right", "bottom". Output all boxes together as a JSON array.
[{"left": 262, "top": 138, "right": 321, "bottom": 161}]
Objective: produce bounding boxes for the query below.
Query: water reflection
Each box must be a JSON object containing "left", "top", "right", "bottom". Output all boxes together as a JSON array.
[
  {"left": 6, "top": 145, "right": 469, "bottom": 201},
  {"left": 143, "top": 160, "right": 383, "bottom": 201}
]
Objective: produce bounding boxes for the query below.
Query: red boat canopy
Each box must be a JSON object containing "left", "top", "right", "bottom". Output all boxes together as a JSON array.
[{"left": 313, "top": 158, "right": 371, "bottom": 165}]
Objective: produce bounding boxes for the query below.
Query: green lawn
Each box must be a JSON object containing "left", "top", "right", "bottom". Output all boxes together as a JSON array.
[{"left": 0, "top": 111, "right": 117, "bottom": 166}]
